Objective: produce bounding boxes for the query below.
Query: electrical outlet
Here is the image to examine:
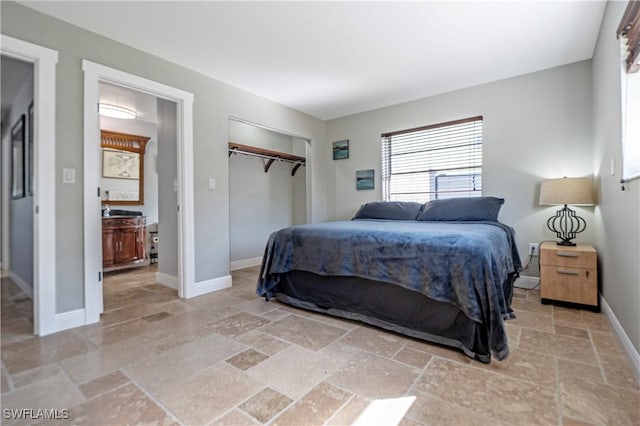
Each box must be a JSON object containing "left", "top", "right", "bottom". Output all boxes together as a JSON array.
[{"left": 528, "top": 242, "right": 539, "bottom": 256}]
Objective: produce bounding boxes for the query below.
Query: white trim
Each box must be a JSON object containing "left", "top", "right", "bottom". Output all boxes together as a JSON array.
[
  {"left": 230, "top": 256, "right": 263, "bottom": 271},
  {"left": 156, "top": 272, "right": 179, "bottom": 290},
  {"left": 1, "top": 35, "right": 58, "bottom": 337},
  {"left": 514, "top": 275, "right": 540, "bottom": 290},
  {"left": 601, "top": 296, "right": 640, "bottom": 383},
  {"left": 188, "top": 275, "right": 232, "bottom": 298},
  {"left": 82, "top": 60, "right": 195, "bottom": 325},
  {"left": 56, "top": 309, "right": 86, "bottom": 332},
  {"left": 9, "top": 271, "right": 33, "bottom": 299}
]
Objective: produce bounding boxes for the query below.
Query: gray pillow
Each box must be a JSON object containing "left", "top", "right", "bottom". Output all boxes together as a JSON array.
[
  {"left": 352, "top": 201, "right": 423, "bottom": 221},
  {"left": 416, "top": 197, "right": 505, "bottom": 222}
]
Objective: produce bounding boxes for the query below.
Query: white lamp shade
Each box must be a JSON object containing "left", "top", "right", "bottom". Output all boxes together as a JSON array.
[{"left": 539, "top": 177, "right": 595, "bottom": 206}]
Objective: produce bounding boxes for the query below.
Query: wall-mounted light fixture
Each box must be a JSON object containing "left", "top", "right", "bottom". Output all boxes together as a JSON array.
[{"left": 98, "top": 103, "right": 137, "bottom": 120}]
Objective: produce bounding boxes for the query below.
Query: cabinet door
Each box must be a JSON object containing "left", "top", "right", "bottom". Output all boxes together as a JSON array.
[
  {"left": 102, "top": 228, "right": 116, "bottom": 268},
  {"left": 136, "top": 226, "right": 146, "bottom": 260},
  {"left": 116, "top": 228, "right": 139, "bottom": 264}
]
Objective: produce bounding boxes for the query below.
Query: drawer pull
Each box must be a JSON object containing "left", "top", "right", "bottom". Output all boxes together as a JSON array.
[
  {"left": 557, "top": 268, "right": 580, "bottom": 276},
  {"left": 556, "top": 252, "right": 579, "bottom": 258}
]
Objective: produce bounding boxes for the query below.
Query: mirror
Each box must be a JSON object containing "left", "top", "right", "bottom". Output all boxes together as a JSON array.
[{"left": 101, "top": 130, "right": 149, "bottom": 205}]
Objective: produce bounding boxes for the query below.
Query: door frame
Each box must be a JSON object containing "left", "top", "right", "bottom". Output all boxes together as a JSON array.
[
  {"left": 1, "top": 35, "right": 58, "bottom": 336},
  {"left": 82, "top": 60, "right": 195, "bottom": 324}
]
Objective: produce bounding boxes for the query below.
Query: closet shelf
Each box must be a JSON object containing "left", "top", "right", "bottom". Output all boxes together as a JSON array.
[{"left": 228, "top": 142, "right": 306, "bottom": 176}]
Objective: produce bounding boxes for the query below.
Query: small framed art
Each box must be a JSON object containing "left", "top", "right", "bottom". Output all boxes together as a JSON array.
[
  {"left": 356, "top": 169, "right": 375, "bottom": 190},
  {"left": 11, "top": 115, "right": 26, "bottom": 199},
  {"left": 332, "top": 139, "right": 349, "bottom": 160}
]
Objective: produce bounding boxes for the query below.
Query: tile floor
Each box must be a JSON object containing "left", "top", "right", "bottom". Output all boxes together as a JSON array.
[{"left": 1, "top": 266, "right": 638, "bottom": 425}]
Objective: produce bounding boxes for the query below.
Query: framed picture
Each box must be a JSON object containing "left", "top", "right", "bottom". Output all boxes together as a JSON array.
[
  {"left": 11, "top": 115, "right": 26, "bottom": 199},
  {"left": 332, "top": 139, "right": 349, "bottom": 160},
  {"left": 28, "top": 102, "right": 34, "bottom": 196},
  {"left": 102, "top": 149, "right": 140, "bottom": 179},
  {"left": 356, "top": 169, "right": 375, "bottom": 190}
]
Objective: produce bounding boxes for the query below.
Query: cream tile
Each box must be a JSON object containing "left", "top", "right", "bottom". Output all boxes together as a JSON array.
[
  {"left": 233, "top": 298, "right": 281, "bottom": 316},
  {"left": 1, "top": 318, "right": 33, "bottom": 345},
  {"left": 327, "top": 395, "right": 368, "bottom": 426},
  {"left": 156, "top": 362, "right": 263, "bottom": 425},
  {"left": 393, "top": 347, "right": 433, "bottom": 369},
  {"left": 78, "top": 370, "right": 130, "bottom": 399},
  {"left": 56, "top": 383, "right": 176, "bottom": 426},
  {"left": 415, "top": 358, "right": 558, "bottom": 425},
  {"left": 235, "top": 330, "right": 290, "bottom": 356},
  {"left": 272, "top": 382, "right": 351, "bottom": 426},
  {"left": 305, "top": 311, "right": 360, "bottom": 331},
  {"left": 554, "top": 325, "right": 589, "bottom": 339},
  {"left": 1, "top": 366, "right": 11, "bottom": 393},
  {"left": 510, "top": 309, "right": 553, "bottom": 332},
  {"left": 599, "top": 354, "right": 640, "bottom": 390},
  {"left": 10, "top": 364, "right": 62, "bottom": 389},
  {"left": 328, "top": 352, "right": 420, "bottom": 399},
  {"left": 0, "top": 373, "right": 85, "bottom": 418},
  {"left": 141, "top": 311, "right": 173, "bottom": 322},
  {"left": 247, "top": 345, "right": 342, "bottom": 400},
  {"left": 124, "top": 333, "right": 246, "bottom": 393},
  {"left": 259, "top": 314, "right": 346, "bottom": 351},
  {"left": 511, "top": 298, "right": 553, "bottom": 314},
  {"left": 557, "top": 358, "right": 604, "bottom": 383},
  {"left": 320, "top": 340, "right": 364, "bottom": 363},
  {"left": 79, "top": 318, "right": 156, "bottom": 346},
  {"left": 98, "top": 303, "right": 164, "bottom": 327},
  {"left": 553, "top": 309, "right": 611, "bottom": 332},
  {"left": 505, "top": 323, "right": 522, "bottom": 348},
  {"left": 239, "top": 387, "right": 293, "bottom": 423},
  {"left": 226, "top": 349, "right": 269, "bottom": 371},
  {"left": 211, "top": 409, "right": 261, "bottom": 426},
  {"left": 590, "top": 330, "right": 625, "bottom": 358},
  {"left": 338, "top": 325, "right": 405, "bottom": 357},
  {"left": 519, "top": 328, "right": 598, "bottom": 365},
  {"left": 470, "top": 348, "right": 557, "bottom": 387},
  {"left": 404, "top": 338, "right": 472, "bottom": 365},
  {"left": 206, "top": 312, "right": 271, "bottom": 338},
  {"left": 60, "top": 339, "right": 149, "bottom": 383},
  {"left": 561, "top": 373, "right": 640, "bottom": 425},
  {"left": 259, "top": 309, "right": 290, "bottom": 322},
  {"left": 406, "top": 393, "right": 500, "bottom": 426},
  {"left": 2, "top": 331, "right": 96, "bottom": 375}
]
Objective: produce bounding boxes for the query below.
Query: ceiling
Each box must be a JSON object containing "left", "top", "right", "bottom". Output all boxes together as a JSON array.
[
  {"left": 21, "top": 1, "right": 606, "bottom": 120},
  {"left": 100, "top": 81, "right": 158, "bottom": 124}
]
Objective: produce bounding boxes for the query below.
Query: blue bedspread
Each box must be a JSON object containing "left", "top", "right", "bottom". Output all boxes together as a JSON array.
[{"left": 257, "top": 219, "right": 521, "bottom": 360}]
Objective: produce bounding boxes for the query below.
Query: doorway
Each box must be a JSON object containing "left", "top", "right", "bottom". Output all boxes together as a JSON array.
[
  {"left": 1, "top": 35, "right": 58, "bottom": 336},
  {"left": 82, "top": 61, "right": 195, "bottom": 325}
]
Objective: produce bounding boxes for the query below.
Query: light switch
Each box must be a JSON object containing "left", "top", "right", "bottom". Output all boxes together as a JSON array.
[
  {"left": 62, "top": 168, "right": 75, "bottom": 184},
  {"left": 208, "top": 178, "right": 216, "bottom": 190},
  {"left": 610, "top": 158, "right": 615, "bottom": 176}
]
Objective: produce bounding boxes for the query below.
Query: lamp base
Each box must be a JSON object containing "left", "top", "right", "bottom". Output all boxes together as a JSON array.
[{"left": 546, "top": 204, "right": 587, "bottom": 248}]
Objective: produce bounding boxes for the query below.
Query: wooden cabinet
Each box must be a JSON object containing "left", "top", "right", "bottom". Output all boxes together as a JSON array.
[
  {"left": 102, "top": 216, "right": 146, "bottom": 269},
  {"left": 540, "top": 242, "right": 598, "bottom": 311}
]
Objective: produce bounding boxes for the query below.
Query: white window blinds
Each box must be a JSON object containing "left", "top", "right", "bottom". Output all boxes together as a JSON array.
[{"left": 382, "top": 116, "right": 483, "bottom": 202}]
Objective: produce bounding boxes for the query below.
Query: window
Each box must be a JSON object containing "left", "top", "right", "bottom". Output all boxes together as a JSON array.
[
  {"left": 618, "top": 1, "right": 640, "bottom": 183},
  {"left": 382, "top": 116, "right": 483, "bottom": 202}
]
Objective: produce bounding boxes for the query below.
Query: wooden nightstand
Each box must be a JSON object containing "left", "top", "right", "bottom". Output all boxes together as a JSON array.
[{"left": 540, "top": 242, "right": 599, "bottom": 311}]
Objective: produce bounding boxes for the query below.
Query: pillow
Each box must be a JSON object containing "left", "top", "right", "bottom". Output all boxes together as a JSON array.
[
  {"left": 352, "top": 201, "right": 423, "bottom": 221},
  {"left": 416, "top": 196, "right": 505, "bottom": 222}
]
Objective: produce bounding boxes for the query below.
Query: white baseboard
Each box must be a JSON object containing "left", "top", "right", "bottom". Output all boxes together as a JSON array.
[
  {"left": 156, "top": 272, "right": 179, "bottom": 289},
  {"left": 230, "top": 257, "right": 262, "bottom": 271},
  {"left": 9, "top": 271, "right": 33, "bottom": 298},
  {"left": 514, "top": 275, "right": 540, "bottom": 290},
  {"left": 185, "top": 275, "right": 232, "bottom": 298},
  {"left": 601, "top": 296, "right": 640, "bottom": 383},
  {"left": 53, "top": 309, "right": 86, "bottom": 333}
]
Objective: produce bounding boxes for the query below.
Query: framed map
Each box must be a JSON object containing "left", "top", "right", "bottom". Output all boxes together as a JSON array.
[{"left": 102, "top": 149, "right": 140, "bottom": 179}]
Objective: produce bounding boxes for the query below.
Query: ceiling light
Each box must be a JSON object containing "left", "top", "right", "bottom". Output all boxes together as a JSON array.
[{"left": 99, "top": 103, "right": 137, "bottom": 119}]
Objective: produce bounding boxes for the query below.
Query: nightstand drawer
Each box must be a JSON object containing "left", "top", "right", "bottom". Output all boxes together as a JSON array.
[
  {"left": 540, "top": 244, "right": 596, "bottom": 269},
  {"left": 540, "top": 265, "right": 597, "bottom": 306}
]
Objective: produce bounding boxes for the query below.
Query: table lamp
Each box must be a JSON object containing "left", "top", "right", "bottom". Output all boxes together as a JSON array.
[{"left": 539, "top": 176, "right": 595, "bottom": 246}]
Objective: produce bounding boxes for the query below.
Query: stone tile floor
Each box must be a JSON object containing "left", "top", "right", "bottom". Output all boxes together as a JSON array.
[{"left": 1, "top": 266, "right": 638, "bottom": 425}]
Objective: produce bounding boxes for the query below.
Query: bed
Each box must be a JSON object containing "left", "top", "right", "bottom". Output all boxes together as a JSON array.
[{"left": 256, "top": 197, "right": 521, "bottom": 362}]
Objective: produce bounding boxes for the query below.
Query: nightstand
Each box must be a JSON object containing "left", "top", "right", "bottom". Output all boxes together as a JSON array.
[{"left": 540, "top": 242, "right": 599, "bottom": 311}]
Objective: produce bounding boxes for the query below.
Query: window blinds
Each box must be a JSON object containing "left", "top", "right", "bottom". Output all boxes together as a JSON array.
[{"left": 382, "top": 116, "right": 483, "bottom": 202}]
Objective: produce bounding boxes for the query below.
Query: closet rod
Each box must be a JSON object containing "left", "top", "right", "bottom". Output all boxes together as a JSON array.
[{"left": 228, "top": 148, "right": 305, "bottom": 166}]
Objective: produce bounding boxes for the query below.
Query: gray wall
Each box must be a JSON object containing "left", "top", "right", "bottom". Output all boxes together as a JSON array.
[
  {"left": 157, "top": 99, "right": 178, "bottom": 277},
  {"left": 326, "top": 61, "right": 595, "bottom": 265},
  {"left": 99, "top": 116, "right": 159, "bottom": 224},
  {"left": 228, "top": 121, "right": 307, "bottom": 262},
  {"left": 0, "top": 2, "right": 327, "bottom": 312},
  {"left": 592, "top": 1, "right": 640, "bottom": 352},
  {"left": 2, "top": 70, "right": 34, "bottom": 291}
]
